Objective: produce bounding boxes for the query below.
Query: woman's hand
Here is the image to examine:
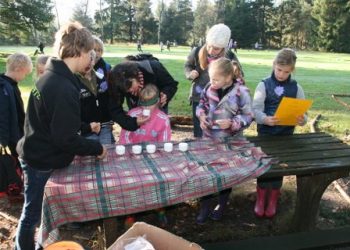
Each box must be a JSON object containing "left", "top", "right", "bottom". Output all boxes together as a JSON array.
[
  {"left": 136, "top": 115, "right": 151, "bottom": 126},
  {"left": 190, "top": 70, "right": 199, "bottom": 80},
  {"left": 90, "top": 122, "right": 101, "bottom": 134},
  {"left": 199, "top": 115, "right": 209, "bottom": 130},
  {"left": 264, "top": 116, "right": 280, "bottom": 126},
  {"left": 160, "top": 92, "right": 167, "bottom": 107}
]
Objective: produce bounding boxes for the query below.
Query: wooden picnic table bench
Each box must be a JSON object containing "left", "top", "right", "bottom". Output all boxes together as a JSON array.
[{"left": 248, "top": 132, "right": 350, "bottom": 232}]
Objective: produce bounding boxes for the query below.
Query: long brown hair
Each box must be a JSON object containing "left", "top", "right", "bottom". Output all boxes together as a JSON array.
[{"left": 198, "top": 44, "right": 225, "bottom": 70}]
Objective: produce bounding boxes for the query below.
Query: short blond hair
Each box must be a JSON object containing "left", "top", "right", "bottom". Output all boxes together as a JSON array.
[
  {"left": 93, "top": 35, "right": 104, "bottom": 51},
  {"left": 6, "top": 53, "right": 33, "bottom": 73},
  {"left": 139, "top": 84, "right": 159, "bottom": 102},
  {"left": 53, "top": 22, "right": 94, "bottom": 59}
]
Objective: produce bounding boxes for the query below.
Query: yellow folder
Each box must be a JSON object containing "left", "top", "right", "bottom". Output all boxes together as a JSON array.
[{"left": 274, "top": 97, "right": 313, "bottom": 126}]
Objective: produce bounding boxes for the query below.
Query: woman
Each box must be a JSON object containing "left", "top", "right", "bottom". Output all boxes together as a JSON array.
[
  {"left": 184, "top": 23, "right": 243, "bottom": 138},
  {"left": 109, "top": 54, "right": 178, "bottom": 131}
]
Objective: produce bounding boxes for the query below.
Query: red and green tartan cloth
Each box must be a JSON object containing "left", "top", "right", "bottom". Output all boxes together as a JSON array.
[{"left": 40, "top": 136, "right": 273, "bottom": 246}]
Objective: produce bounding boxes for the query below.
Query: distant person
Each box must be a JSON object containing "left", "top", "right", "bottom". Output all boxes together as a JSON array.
[
  {"left": 195, "top": 58, "right": 253, "bottom": 224},
  {"left": 15, "top": 21, "right": 107, "bottom": 250},
  {"left": 255, "top": 41, "right": 259, "bottom": 50},
  {"left": 166, "top": 40, "right": 171, "bottom": 51},
  {"left": 34, "top": 42, "right": 45, "bottom": 56},
  {"left": 233, "top": 40, "right": 238, "bottom": 53},
  {"left": 0, "top": 53, "right": 32, "bottom": 198},
  {"left": 108, "top": 54, "right": 178, "bottom": 132},
  {"left": 160, "top": 41, "right": 164, "bottom": 52},
  {"left": 137, "top": 40, "right": 143, "bottom": 52},
  {"left": 252, "top": 48, "right": 307, "bottom": 218},
  {"left": 184, "top": 23, "right": 243, "bottom": 138}
]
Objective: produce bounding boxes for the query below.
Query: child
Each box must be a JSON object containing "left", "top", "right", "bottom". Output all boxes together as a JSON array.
[
  {"left": 195, "top": 57, "right": 253, "bottom": 224},
  {"left": 119, "top": 84, "right": 171, "bottom": 227},
  {"left": 15, "top": 22, "right": 107, "bottom": 250},
  {"left": 35, "top": 55, "right": 50, "bottom": 78},
  {"left": 252, "top": 48, "right": 307, "bottom": 218},
  {"left": 0, "top": 53, "right": 32, "bottom": 198},
  {"left": 77, "top": 50, "right": 114, "bottom": 144}
]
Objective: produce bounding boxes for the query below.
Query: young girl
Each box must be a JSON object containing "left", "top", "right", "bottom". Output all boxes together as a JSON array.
[
  {"left": 252, "top": 48, "right": 307, "bottom": 218},
  {"left": 195, "top": 57, "right": 253, "bottom": 224},
  {"left": 185, "top": 23, "right": 243, "bottom": 139},
  {"left": 119, "top": 84, "right": 171, "bottom": 144},
  {"left": 77, "top": 49, "right": 114, "bottom": 145},
  {"left": 119, "top": 84, "right": 171, "bottom": 227}
]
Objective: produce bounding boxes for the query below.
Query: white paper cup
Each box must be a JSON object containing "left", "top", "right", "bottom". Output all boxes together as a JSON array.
[
  {"left": 178, "top": 142, "right": 188, "bottom": 152},
  {"left": 146, "top": 144, "right": 156, "bottom": 154},
  {"left": 132, "top": 145, "right": 142, "bottom": 154},
  {"left": 115, "top": 145, "right": 125, "bottom": 155},
  {"left": 142, "top": 109, "right": 150, "bottom": 117},
  {"left": 164, "top": 142, "right": 173, "bottom": 152}
]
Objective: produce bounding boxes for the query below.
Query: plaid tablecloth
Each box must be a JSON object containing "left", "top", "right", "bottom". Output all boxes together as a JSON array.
[{"left": 40, "top": 136, "right": 273, "bottom": 245}]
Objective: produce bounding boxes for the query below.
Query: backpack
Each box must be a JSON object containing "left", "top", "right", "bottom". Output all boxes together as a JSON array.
[
  {"left": 0, "top": 146, "right": 23, "bottom": 195},
  {"left": 125, "top": 53, "right": 159, "bottom": 62}
]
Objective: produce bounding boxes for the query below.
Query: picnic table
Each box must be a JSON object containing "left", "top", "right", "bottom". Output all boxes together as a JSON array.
[{"left": 40, "top": 136, "right": 272, "bottom": 247}]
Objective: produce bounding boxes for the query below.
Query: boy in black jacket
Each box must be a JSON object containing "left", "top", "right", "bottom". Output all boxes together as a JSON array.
[{"left": 15, "top": 22, "right": 107, "bottom": 250}]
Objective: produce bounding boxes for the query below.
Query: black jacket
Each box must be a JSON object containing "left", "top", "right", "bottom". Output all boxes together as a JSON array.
[
  {"left": 110, "top": 59, "right": 178, "bottom": 131},
  {"left": 78, "top": 59, "right": 112, "bottom": 135},
  {"left": 17, "top": 59, "right": 103, "bottom": 170},
  {"left": 0, "top": 74, "right": 25, "bottom": 153}
]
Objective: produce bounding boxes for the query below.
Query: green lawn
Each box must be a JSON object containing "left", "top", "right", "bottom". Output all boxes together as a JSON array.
[{"left": 1, "top": 44, "right": 349, "bottom": 138}]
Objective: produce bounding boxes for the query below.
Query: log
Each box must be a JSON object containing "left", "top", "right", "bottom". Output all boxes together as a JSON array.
[
  {"left": 331, "top": 94, "right": 350, "bottom": 110},
  {"left": 0, "top": 211, "right": 18, "bottom": 224},
  {"left": 169, "top": 115, "right": 193, "bottom": 126},
  {"left": 333, "top": 181, "right": 350, "bottom": 205},
  {"left": 310, "top": 114, "right": 321, "bottom": 133}
]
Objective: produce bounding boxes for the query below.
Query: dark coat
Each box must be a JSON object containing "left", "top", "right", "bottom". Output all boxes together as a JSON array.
[{"left": 17, "top": 59, "right": 103, "bottom": 170}]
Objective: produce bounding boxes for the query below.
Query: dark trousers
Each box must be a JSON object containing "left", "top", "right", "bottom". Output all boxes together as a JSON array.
[{"left": 192, "top": 101, "right": 202, "bottom": 138}]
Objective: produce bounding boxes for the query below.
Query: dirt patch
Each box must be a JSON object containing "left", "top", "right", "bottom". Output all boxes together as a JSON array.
[{"left": 1, "top": 125, "right": 350, "bottom": 249}]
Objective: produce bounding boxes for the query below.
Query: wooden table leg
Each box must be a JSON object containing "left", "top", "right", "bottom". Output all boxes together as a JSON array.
[
  {"left": 293, "top": 170, "right": 348, "bottom": 231},
  {"left": 103, "top": 217, "right": 119, "bottom": 248}
]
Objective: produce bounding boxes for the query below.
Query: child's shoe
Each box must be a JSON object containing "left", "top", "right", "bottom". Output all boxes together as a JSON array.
[
  {"left": 210, "top": 191, "right": 230, "bottom": 221},
  {"left": 124, "top": 216, "right": 136, "bottom": 229},
  {"left": 157, "top": 209, "right": 168, "bottom": 227},
  {"left": 196, "top": 199, "right": 212, "bottom": 225},
  {"left": 265, "top": 189, "right": 280, "bottom": 218}
]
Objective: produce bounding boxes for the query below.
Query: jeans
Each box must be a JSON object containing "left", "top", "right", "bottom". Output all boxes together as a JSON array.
[
  {"left": 85, "top": 126, "right": 115, "bottom": 144},
  {"left": 192, "top": 101, "right": 202, "bottom": 138},
  {"left": 15, "top": 160, "right": 52, "bottom": 250}
]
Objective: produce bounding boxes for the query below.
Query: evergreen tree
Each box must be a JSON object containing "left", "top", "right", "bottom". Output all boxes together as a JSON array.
[{"left": 192, "top": 0, "right": 215, "bottom": 47}]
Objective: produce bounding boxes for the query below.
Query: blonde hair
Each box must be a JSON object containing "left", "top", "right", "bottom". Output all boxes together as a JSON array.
[
  {"left": 274, "top": 48, "right": 297, "bottom": 69},
  {"left": 139, "top": 84, "right": 159, "bottom": 102},
  {"left": 198, "top": 44, "right": 225, "bottom": 70},
  {"left": 93, "top": 35, "right": 104, "bottom": 52},
  {"left": 6, "top": 53, "right": 33, "bottom": 73},
  {"left": 53, "top": 22, "right": 94, "bottom": 59},
  {"left": 209, "top": 57, "right": 242, "bottom": 80}
]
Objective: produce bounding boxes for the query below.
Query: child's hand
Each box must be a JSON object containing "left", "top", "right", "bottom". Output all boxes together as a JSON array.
[
  {"left": 296, "top": 115, "right": 305, "bottom": 126},
  {"left": 90, "top": 122, "right": 101, "bottom": 134},
  {"left": 199, "top": 115, "right": 209, "bottom": 129},
  {"left": 136, "top": 115, "right": 151, "bottom": 126},
  {"left": 97, "top": 146, "right": 107, "bottom": 159},
  {"left": 215, "top": 119, "right": 232, "bottom": 130},
  {"left": 160, "top": 92, "right": 167, "bottom": 107},
  {"left": 264, "top": 116, "right": 279, "bottom": 126},
  {"left": 189, "top": 70, "right": 199, "bottom": 80}
]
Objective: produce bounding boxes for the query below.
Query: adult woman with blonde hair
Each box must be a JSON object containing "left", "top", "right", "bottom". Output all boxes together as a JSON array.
[{"left": 185, "top": 23, "right": 243, "bottom": 138}]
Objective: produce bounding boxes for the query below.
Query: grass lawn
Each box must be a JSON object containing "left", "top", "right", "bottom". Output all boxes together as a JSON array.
[{"left": 1, "top": 44, "right": 349, "bottom": 138}]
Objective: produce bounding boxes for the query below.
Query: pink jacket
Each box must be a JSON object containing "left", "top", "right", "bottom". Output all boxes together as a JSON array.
[{"left": 119, "top": 107, "right": 171, "bottom": 144}]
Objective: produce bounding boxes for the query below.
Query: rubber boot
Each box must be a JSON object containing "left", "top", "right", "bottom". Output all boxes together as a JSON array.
[
  {"left": 265, "top": 189, "right": 280, "bottom": 218},
  {"left": 254, "top": 187, "right": 267, "bottom": 217},
  {"left": 210, "top": 191, "right": 230, "bottom": 221},
  {"left": 196, "top": 198, "right": 212, "bottom": 225}
]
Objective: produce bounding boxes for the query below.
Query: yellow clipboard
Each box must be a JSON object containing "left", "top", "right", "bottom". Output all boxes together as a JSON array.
[{"left": 274, "top": 97, "right": 313, "bottom": 126}]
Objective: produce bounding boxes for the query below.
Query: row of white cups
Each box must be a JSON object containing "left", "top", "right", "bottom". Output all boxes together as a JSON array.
[{"left": 115, "top": 142, "right": 189, "bottom": 155}]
